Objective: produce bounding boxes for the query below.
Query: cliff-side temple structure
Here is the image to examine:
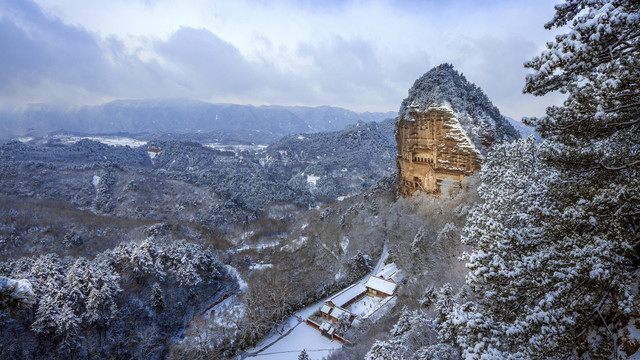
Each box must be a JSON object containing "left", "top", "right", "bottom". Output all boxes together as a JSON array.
[
  {"left": 395, "top": 64, "right": 519, "bottom": 196},
  {"left": 396, "top": 105, "right": 481, "bottom": 196}
]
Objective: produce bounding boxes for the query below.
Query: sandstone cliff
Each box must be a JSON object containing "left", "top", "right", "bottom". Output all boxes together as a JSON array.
[{"left": 396, "top": 64, "right": 519, "bottom": 196}]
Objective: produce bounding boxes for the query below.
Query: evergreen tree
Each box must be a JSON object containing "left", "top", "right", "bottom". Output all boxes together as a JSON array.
[
  {"left": 414, "top": 343, "right": 459, "bottom": 360},
  {"left": 0, "top": 276, "right": 35, "bottom": 310},
  {"left": 434, "top": 284, "right": 454, "bottom": 324},
  {"left": 525, "top": 0, "right": 638, "bottom": 357},
  {"left": 298, "top": 349, "right": 310, "bottom": 360},
  {"left": 364, "top": 340, "right": 400, "bottom": 360},
  {"left": 411, "top": 226, "right": 425, "bottom": 256},
  {"left": 152, "top": 282, "right": 164, "bottom": 314},
  {"left": 420, "top": 286, "right": 436, "bottom": 308},
  {"left": 391, "top": 306, "right": 412, "bottom": 337},
  {"left": 457, "top": 0, "right": 640, "bottom": 353}
]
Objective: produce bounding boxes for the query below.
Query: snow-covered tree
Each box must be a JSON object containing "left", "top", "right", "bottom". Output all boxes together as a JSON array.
[
  {"left": 420, "top": 286, "right": 436, "bottom": 308},
  {"left": 414, "top": 343, "right": 459, "bottom": 360},
  {"left": 151, "top": 282, "right": 164, "bottom": 314},
  {"left": 0, "top": 276, "right": 35, "bottom": 310},
  {"left": 459, "top": 123, "right": 638, "bottom": 355},
  {"left": 391, "top": 306, "right": 412, "bottom": 337},
  {"left": 298, "top": 349, "right": 310, "bottom": 360},
  {"left": 364, "top": 340, "right": 400, "bottom": 360},
  {"left": 453, "top": 0, "right": 640, "bottom": 358},
  {"left": 434, "top": 284, "right": 454, "bottom": 324},
  {"left": 411, "top": 226, "right": 425, "bottom": 256}
]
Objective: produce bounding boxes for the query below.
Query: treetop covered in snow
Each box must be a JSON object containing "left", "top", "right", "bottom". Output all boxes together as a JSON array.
[
  {"left": 397, "top": 63, "right": 519, "bottom": 152},
  {"left": 0, "top": 276, "right": 35, "bottom": 310}
]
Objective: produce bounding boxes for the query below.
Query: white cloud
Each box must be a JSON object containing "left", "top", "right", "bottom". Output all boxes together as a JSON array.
[{"left": 3, "top": 0, "right": 565, "bottom": 119}]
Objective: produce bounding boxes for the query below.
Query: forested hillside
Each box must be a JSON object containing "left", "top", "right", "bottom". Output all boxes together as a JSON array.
[
  {"left": 2, "top": 1, "right": 637, "bottom": 359},
  {"left": 0, "top": 118, "right": 398, "bottom": 358},
  {"left": 360, "top": 1, "right": 640, "bottom": 359},
  {"left": 1, "top": 229, "right": 237, "bottom": 359}
]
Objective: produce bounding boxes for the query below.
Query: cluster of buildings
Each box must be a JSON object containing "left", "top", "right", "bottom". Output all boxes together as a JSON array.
[{"left": 309, "top": 263, "right": 399, "bottom": 341}]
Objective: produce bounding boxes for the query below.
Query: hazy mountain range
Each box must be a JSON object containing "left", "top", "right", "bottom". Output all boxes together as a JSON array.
[{"left": 0, "top": 100, "right": 396, "bottom": 140}]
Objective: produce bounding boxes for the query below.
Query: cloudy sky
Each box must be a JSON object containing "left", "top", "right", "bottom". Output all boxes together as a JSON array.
[{"left": 0, "top": 0, "right": 565, "bottom": 120}]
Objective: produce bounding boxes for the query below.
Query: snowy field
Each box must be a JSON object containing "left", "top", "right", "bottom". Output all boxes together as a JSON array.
[
  {"left": 203, "top": 143, "right": 267, "bottom": 154},
  {"left": 348, "top": 294, "right": 385, "bottom": 318},
  {"left": 49, "top": 135, "right": 147, "bottom": 147},
  {"left": 248, "top": 323, "right": 342, "bottom": 360},
  {"left": 18, "top": 136, "right": 269, "bottom": 154}
]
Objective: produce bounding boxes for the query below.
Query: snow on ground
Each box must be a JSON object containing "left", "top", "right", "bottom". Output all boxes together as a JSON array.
[
  {"left": 225, "top": 265, "right": 247, "bottom": 291},
  {"left": 203, "top": 143, "right": 267, "bottom": 154},
  {"left": 367, "top": 296, "right": 397, "bottom": 323},
  {"left": 281, "top": 236, "right": 308, "bottom": 252},
  {"left": 92, "top": 175, "right": 101, "bottom": 188},
  {"left": 243, "top": 243, "right": 392, "bottom": 359},
  {"left": 306, "top": 174, "right": 320, "bottom": 188},
  {"left": 51, "top": 135, "right": 147, "bottom": 147},
  {"left": 250, "top": 263, "right": 273, "bottom": 271},
  {"left": 348, "top": 295, "right": 385, "bottom": 318},
  {"left": 203, "top": 294, "right": 237, "bottom": 318},
  {"left": 233, "top": 240, "right": 279, "bottom": 253},
  {"left": 211, "top": 300, "right": 245, "bottom": 329},
  {"left": 249, "top": 322, "right": 342, "bottom": 360}
]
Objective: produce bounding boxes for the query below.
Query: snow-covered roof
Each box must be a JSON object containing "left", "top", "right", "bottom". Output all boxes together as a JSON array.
[
  {"left": 329, "top": 306, "right": 353, "bottom": 320},
  {"left": 329, "top": 283, "right": 366, "bottom": 308},
  {"left": 321, "top": 304, "right": 333, "bottom": 315},
  {"left": 364, "top": 275, "right": 397, "bottom": 295},
  {"left": 376, "top": 263, "right": 398, "bottom": 281}
]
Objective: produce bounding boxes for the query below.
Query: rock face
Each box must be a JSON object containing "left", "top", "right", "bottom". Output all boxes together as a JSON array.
[
  {"left": 396, "top": 64, "right": 519, "bottom": 196},
  {"left": 396, "top": 106, "right": 482, "bottom": 195}
]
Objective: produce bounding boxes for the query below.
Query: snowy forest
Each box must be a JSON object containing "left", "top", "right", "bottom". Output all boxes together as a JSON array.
[
  {"left": 361, "top": 1, "right": 640, "bottom": 359},
  {"left": 1, "top": 0, "right": 639, "bottom": 359}
]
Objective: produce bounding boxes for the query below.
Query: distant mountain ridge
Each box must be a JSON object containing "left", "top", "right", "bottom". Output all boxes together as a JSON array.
[
  {"left": 506, "top": 116, "right": 540, "bottom": 141},
  {"left": 0, "top": 99, "right": 396, "bottom": 139},
  {"left": 0, "top": 117, "right": 397, "bottom": 229}
]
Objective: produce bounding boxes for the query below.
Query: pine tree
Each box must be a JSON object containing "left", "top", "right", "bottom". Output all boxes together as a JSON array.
[
  {"left": 298, "top": 349, "right": 310, "bottom": 360},
  {"left": 0, "top": 276, "right": 35, "bottom": 310},
  {"left": 434, "top": 284, "right": 454, "bottom": 324},
  {"left": 151, "top": 282, "right": 164, "bottom": 314},
  {"left": 391, "top": 306, "right": 412, "bottom": 337},
  {"left": 420, "top": 286, "right": 436, "bottom": 308},
  {"left": 456, "top": 0, "right": 640, "bottom": 353},
  {"left": 411, "top": 226, "right": 425, "bottom": 256},
  {"left": 414, "top": 343, "right": 459, "bottom": 360},
  {"left": 364, "top": 340, "right": 400, "bottom": 360},
  {"left": 523, "top": 0, "right": 638, "bottom": 357}
]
